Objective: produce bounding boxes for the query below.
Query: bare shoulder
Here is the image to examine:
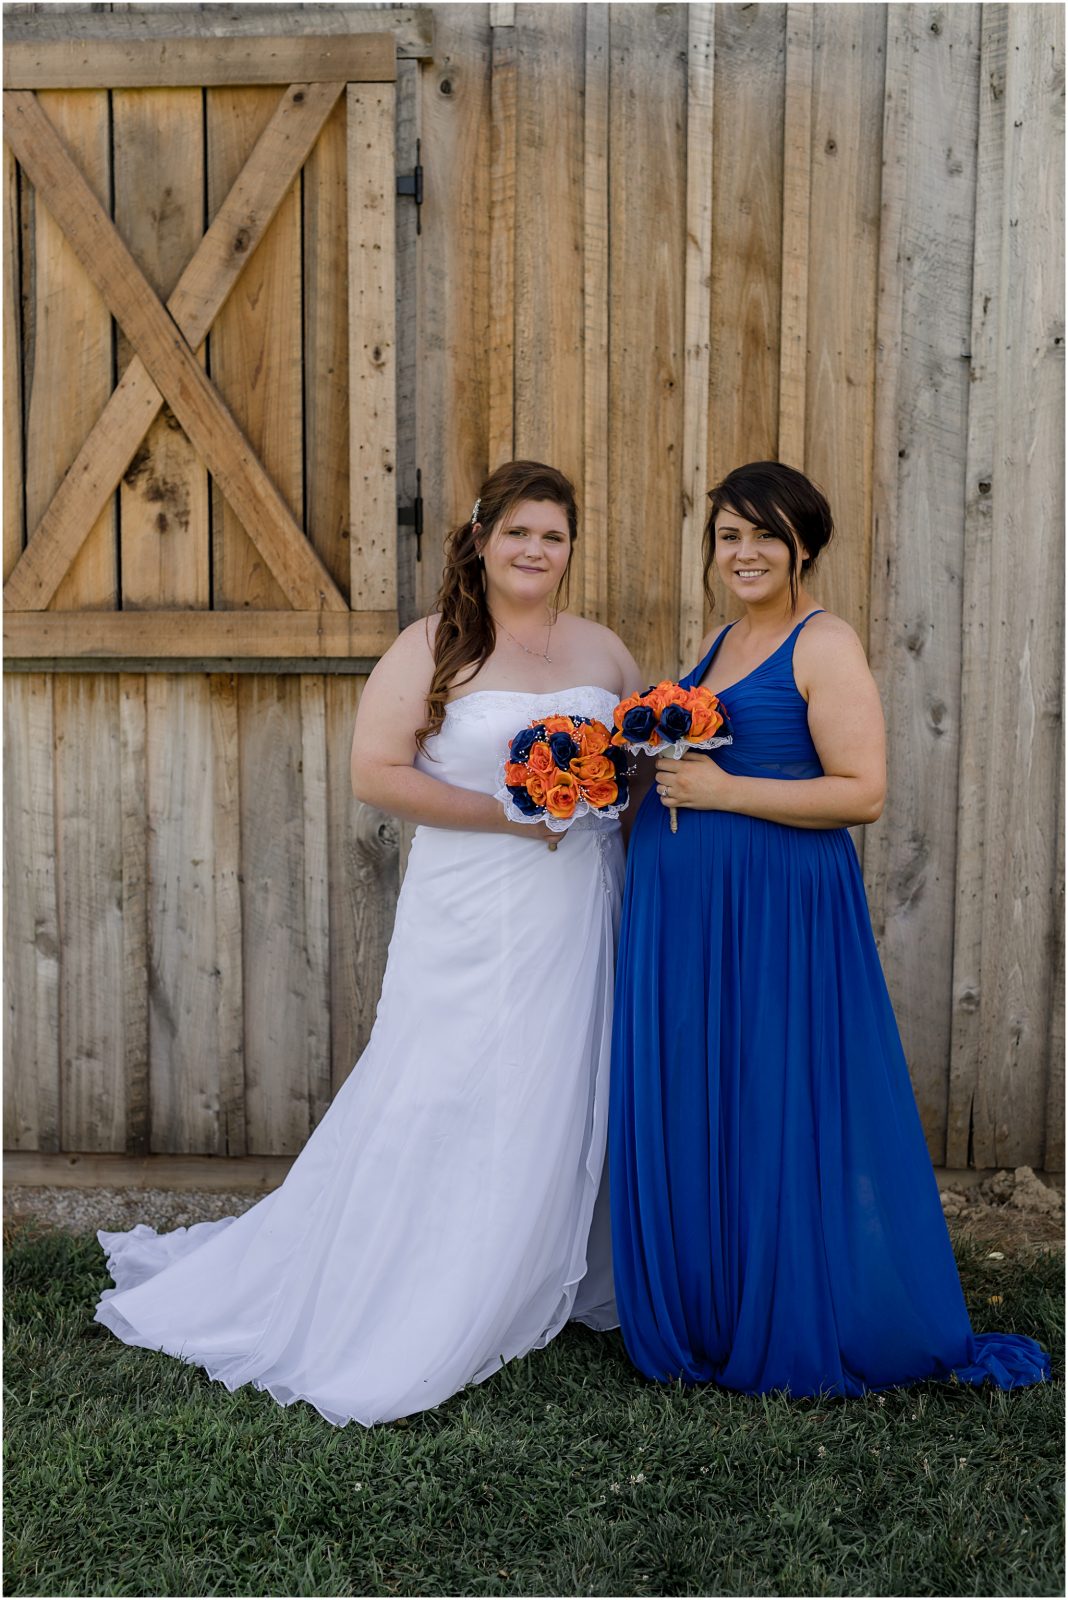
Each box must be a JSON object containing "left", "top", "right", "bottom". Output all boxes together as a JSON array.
[
  {"left": 795, "top": 610, "right": 873, "bottom": 684},
  {"left": 557, "top": 612, "right": 640, "bottom": 692},
  {"left": 695, "top": 621, "right": 730, "bottom": 660},
  {"left": 363, "top": 613, "right": 437, "bottom": 700}
]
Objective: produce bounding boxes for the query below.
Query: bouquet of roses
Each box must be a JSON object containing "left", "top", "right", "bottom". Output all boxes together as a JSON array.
[
  {"left": 496, "top": 714, "right": 631, "bottom": 834},
  {"left": 610, "top": 681, "right": 731, "bottom": 833}
]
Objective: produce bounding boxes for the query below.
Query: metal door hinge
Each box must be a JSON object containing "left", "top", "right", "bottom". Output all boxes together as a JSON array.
[
  {"left": 396, "top": 141, "right": 423, "bottom": 235},
  {"left": 398, "top": 468, "right": 424, "bottom": 561}
]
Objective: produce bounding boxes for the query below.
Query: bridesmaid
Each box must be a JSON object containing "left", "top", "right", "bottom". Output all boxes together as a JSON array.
[{"left": 609, "top": 460, "right": 1050, "bottom": 1397}]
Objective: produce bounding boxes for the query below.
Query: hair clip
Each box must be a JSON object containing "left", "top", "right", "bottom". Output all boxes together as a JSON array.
[{"left": 470, "top": 497, "right": 481, "bottom": 527}]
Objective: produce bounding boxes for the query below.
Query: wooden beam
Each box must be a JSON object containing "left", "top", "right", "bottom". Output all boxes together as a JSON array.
[
  {"left": 778, "top": 3, "right": 813, "bottom": 468},
  {"left": 4, "top": 89, "right": 348, "bottom": 613},
  {"left": 5, "top": 80, "right": 344, "bottom": 613},
  {"left": 2, "top": 7, "right": 434, "bottom": 64},
  {"left": 4, "top": 33, "right": 396, "bottom": 90},
  {"left": 3, "top": 1150, "right": 295, "bottom": 1191},
  {"left": 4, "top": 610, "right": 398, "bottom": 661},
  {"left": 347, "top": 82, "right": 398, "bottom": 611}
]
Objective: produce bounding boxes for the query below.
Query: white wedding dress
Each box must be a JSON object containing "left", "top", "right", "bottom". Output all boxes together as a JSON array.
[{"left": 96, "top": 685, "right": 623, "bottom": 1426}]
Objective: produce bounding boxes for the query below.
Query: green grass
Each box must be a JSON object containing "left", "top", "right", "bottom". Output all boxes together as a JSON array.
[{"left": 3, "top": 1225, "right": 1063, "bottom": 1598}]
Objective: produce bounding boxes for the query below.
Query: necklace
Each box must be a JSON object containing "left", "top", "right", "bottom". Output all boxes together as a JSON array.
[{"left": 495, "top": 614, "right": 554, "bottom": 662}]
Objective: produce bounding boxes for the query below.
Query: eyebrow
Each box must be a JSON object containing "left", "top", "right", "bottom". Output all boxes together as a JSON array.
[{"left": 505, "top": 523, "right": 566, "bottom": 533}]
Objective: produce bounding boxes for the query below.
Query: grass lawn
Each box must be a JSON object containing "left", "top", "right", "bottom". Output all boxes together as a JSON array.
[{"left": 3, "top": 1224, "right": 1063, "bottom": 1598}]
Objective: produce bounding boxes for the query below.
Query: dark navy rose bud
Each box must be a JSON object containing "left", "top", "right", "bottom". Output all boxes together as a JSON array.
[
  {"left": 507, "top": 785, "right": 544, "bottom": 817},
  {"left": 613, "top": 773, "right": 630, "bottom": 807},
  {"left": 606, "top": 743, "right": 632, "bottom": 774},
  {"left": 509, "top": 726, "right": 538, "bottom": 763},
  {"left": 548, "top": 732, "right": 580, "bottom": 770},
  {"left": 658, "top": 703, "right": 693, "bottom": 742},
  {"left": 621, "top": 704, "right": 658, "bottom": 743}
]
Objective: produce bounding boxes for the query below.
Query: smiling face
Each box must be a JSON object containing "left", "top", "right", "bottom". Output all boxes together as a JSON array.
[
  {"left": 478, "top": 497, "right": 572, "bottom": 612},
  {"left": 714, "top": 503, "right": 809, "bottom": 611}
]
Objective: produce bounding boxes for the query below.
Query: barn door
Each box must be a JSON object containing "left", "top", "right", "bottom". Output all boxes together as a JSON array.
[{"left": 3, "top": 32, "right": 399, "bottom": 655}]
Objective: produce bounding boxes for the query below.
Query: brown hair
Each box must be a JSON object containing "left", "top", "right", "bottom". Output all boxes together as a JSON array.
[
  {"left": 705, "top": 461, "right": 834, "bottom": 610},
  {"left": 415, "top": 460, "right": 578, "bottom": 753}
]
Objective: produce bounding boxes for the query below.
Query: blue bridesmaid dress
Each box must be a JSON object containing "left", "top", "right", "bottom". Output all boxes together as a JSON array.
[{"left": 609, "top": 611, "right": 1050, "bottom": 1397}]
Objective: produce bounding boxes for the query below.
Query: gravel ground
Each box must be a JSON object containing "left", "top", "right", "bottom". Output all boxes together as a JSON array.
[
  {"left": 4, "top": 1165, "right": 1063, "bottom": 1254},
  {"left": 4, "top": 1185, "right": 262, "bottom": 1238}
]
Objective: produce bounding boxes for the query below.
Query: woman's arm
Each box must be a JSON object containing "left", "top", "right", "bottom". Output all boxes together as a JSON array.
[
  {"left": 350, "top": 621, "right": 557, "bottom": 839},
  {"left": 654, "top": 620, "right": 886, "bottom": 830}
]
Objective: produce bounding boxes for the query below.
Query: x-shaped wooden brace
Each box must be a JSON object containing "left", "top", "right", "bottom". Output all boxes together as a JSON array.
[{"left": 4, "top": 83, "right": 349, "bottom": 613}]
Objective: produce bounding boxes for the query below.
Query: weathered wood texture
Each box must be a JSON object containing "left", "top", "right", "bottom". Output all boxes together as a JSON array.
[{"left": 3, "top": 3, "right": 1062, "bottom": 1170}]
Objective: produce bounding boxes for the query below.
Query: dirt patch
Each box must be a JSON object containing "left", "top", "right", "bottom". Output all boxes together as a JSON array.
[{"left": 941, "top": 1166, "right": 1065, "bottom": 1254}]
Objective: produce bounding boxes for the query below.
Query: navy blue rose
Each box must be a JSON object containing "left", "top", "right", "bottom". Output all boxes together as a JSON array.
[
  {"left": 620, "top": 704, "right": 658, "bottom": 743},
  {"left": 548, "top": 731, "right": 579, "bottom": 770},
  {"left": 613, "top": 773, "right": 630, "bottom": 807},
  {"left": 606, "top": 743, "right": 631, "bottom": 775},
  {"left": 658, "top": 703, "right": 693, "bottom": 742},
  {"left": 510, "top": 725, "right": 541, "bottom": 762},
  {"left": 507, "top": 785, "right": 545, "bottom": 817}
]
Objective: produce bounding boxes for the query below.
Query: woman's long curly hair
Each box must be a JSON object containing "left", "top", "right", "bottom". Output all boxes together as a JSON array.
[{"left": 415, "top": 460, "right": 578, "bottom": 754}]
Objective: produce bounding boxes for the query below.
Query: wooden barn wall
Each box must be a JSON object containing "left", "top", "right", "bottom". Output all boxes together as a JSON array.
[{"left": 2, "top": 2, "right": 1063, "bottom": 1174}]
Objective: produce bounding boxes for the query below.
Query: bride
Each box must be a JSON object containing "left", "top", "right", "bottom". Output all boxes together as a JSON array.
[{"left": 95, "top": 459, "right": 642, "bottom": 1427}]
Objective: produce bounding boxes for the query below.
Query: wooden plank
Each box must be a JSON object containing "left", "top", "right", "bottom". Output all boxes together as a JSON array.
[
  {"left": 119, "top": 674, "right": 149, "bottom": 1154},
  {"left": 210, "top": 673, "right": 246, "bottom": 1156},
  {"left": 608, "top": 2, "right": 687, "bottom": 679},
  {"left": 395, "top": 57, "right": 421, "bottom": 629},
  {"left": 239, "top": 677, "right": 316, "bottom": 1155},
  {"left": 54, "top": 675, "right": 125, "bottom": 1152},
  {"left": 487, "top": 11, "right": 516, "bottom": 468},
  {"left": 582, "top": 1, "right": 609, "bottom": 627},
  {"left": 679, "top": 3, "right": 715, "bottom": 673},
  {"left": 3, "top": 1150, "right": 294, "bottom": 1191},
  {"left": 300, "top": 677, "right": 333, "bottom": 1129},
  {"left": 4, "top": 90, "right": 346, "bottom": 614},
  {"left": 704, "top": 3, "right": 788, "bottom": 636},
  {"left": 112, "top": 88, "right": 209, "bottom": 609},
  {"left": 865, "top": 4, "right": 981, "bottom": 1165},
  {"left": 778, "top": 3, "right": 813, "bottom": 469},
  {"left": 802, "top": 5, "right": 886, "bottom": 645},
  {"left": 5, "top": 33, "right": 397, "bottom": 89},
  {"left": 205, "top": 86, "right": 305, "bottom": 611},
  {"left": 946, "top": 5, "right": 1007, "bottom": 1169},
  {"left": 4, "top": 6, "right": 434, "bottom": 61},
  {"left": 2, "top": 675, "right": 60, "bottom": 1152},
  {"left": 347, "top": 82, "right": 398, "bottom": 612},
  {"left": 3, "top": 141, "right": 23, "bottom": 581},
  {"left": 144, "top": 675, "right": 221, "bottom": 1153},
  {"left": 415, "top": 5, "right": 492, "bottom": 618},
  {"left": 5, "top": 81, "right": 344, "bottom": 613},
  {"left": 4, "top": 609, "right": 398, "bottom": 659},
  {"left": 326, "top": 676, "right": 362, "bottom": 1092},
  {"left": 513, "top": 3, "right": 585, "bottom": 611},
  {"left": 971, "top": 4, "right": 1065, "bottom": 1167},
  {"left": 347, "top": 802, "right": 402, "bottom": 1087},
  {"left": 303, "top": 94, "right": 351, "bottom": 601},
  {"left": 21, "top": 91, "right": 116, "bottom": 610},
  {"left": 1046, "top": 745, "right": 1065, "bottom": 1172}
]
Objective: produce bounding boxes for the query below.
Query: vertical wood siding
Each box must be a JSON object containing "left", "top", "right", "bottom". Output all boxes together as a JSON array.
[{"left": 3, "top": 3, "right": 1062, "bottom": 1171}]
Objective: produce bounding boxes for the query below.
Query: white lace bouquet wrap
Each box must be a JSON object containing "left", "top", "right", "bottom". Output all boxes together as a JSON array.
[{"left": 494, "top": 714, "right": 632, "bottom": 834}]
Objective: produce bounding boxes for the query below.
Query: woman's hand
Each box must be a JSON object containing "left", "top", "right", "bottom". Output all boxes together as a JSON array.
[
  {"left": 654, "top": 752, "right": 732, "bottom": 812},
  {"left": 500, "top": 818, "right": 565, "bottom": 849}
]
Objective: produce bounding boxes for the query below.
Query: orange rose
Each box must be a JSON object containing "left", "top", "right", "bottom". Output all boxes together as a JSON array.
[
  {"left": 576, "top": 720, "right": 611, "bottom": 758},
  {"left": 571, "top": 753, "right": 614, "bottom": 785},
  {"left": 544, "top": 771, "right": 579, "bottom": 820},
  {"left": 685, "top": 687, "right": 723, "bottom": 742},
  {"left": 525, "top": 771, "right": 549, "bottom": 805},
  {"left": 612, "top": 691, "right": 645, "bottom": 733},
  {"left": 504, "top": 760, "right": 529, "bottom": 787},
  {"left": 582, "top": 777, "right": 618, "bottom": 808},
  {"left": 542, "top": 714, "right": 576, "bottom": 735},
  {"left": 646, "top": 680, "right": 689, "bottom": 715},
  {"left": 527, "top": 742, "right": 555, "bottom": 777}
]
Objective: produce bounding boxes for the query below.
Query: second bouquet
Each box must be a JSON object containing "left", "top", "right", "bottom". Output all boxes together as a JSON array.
[{"left": 611, "top": 682, "right": 732, "bottom": 833}]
